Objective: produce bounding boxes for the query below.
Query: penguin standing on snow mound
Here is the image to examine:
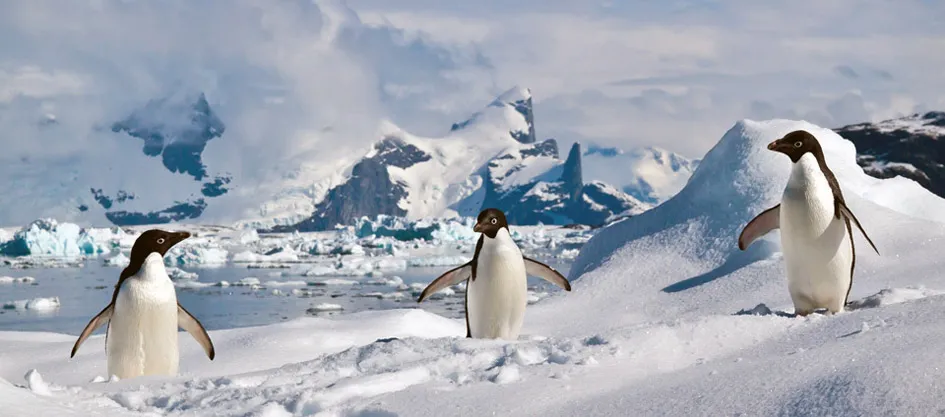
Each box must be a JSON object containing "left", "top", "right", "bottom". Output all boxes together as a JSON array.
[
  {"left": 417, "top": 208, "right": 572, "bottom": 340},
  {"left": 738, "top": 130, "right": 880, "bottom": 316},
  {"left": 70, "top": 229, "right": 215, "bottom": 379}
]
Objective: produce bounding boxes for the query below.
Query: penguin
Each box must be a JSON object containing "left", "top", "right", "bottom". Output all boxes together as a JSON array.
[
  {"left": 417, "top": 208, "right": 572, "bottom": 340},
  {"left": 738, "top": 130, "right": 879, "bottom": 316},
  {"left": 70, "top": 229, "right": 215, "bottom": 379}
]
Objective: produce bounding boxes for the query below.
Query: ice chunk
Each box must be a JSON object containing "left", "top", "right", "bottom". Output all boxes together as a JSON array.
[
  {"left": 102, "top": 252, "right": 130, "bottom": 267},
  {"left": 407, "top": 255, "right": 470, "bottom": 267},
  {"left": 307, "top": 303, "right": 344, "bottom": 312},
  {"left": 0, "top": 219, "right": 122, "bottom": 257},
  {"left": 307, "top": 278, "right": 359, "bottom": 286},
  {"left": 24, "top": 369, "right": 51, "bottom": 396},
  {"left": 354, "top": 215, "right": 478, "bottom": 242},
  {"left": 0, "top": 276, "right": 35, "bottom": 284},
  {"left": 166, "top": 267, "right": 199, "bottom": 281},
  {"left": 174, "top": 281, "right": 214, "bottom": 289},
  {"left": 232, "top": 247, "right": 300, "bottom": 264},
  {"left": 235, "top": 277, "right": 261, "bottom": 287},
  {"left": 238, "top": 229, "right": 260, "bottom": 244},
  {"left": 3, "top": 297, "right": 61, "bottom": 311},
  {"left": 168, "top": 246, "right": 228, "bottom": 266}
]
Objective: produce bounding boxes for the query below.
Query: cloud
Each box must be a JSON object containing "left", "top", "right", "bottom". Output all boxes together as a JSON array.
[
  {"left": 834, "top": 65, "right": 859, "bottom": 79},
  {"left": 0, "top": 0, "right": 496, "bottom": 224},
  {"left": 350, "top": 0, "right": 945, "bottom": 157}
]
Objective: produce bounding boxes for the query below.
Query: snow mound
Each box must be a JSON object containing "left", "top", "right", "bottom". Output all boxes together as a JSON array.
[{"left": 572, "top": 119, "right": 945, "bottom": 281}]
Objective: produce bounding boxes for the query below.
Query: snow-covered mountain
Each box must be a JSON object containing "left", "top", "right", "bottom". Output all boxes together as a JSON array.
[
  {"left": 273, "top": 87, "right": 648, "bottom": 232},
  {"left": 91, "top": 92, "right": 233, "bottom": 225},
  {"left": 834, "top": 111, "right": 945, "bottom": 198},
  {"left": 582, "top": 145, "right": 699, "bottom": 206},
  {"left": 480, "top": 140, "right": 646, "bottom": 227}
]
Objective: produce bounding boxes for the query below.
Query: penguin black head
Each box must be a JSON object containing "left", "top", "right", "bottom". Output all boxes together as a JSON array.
[
  {"left": 767, "top": 130, "right": 824, "bottom": 163},
  {"left": 474, "top": 208, "right": 508, "bottom": 238},
  {"left": 130, "top": 229, "right": 191, "bottom": 261}
]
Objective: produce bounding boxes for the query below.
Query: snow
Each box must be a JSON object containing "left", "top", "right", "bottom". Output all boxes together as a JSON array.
[
  {"left": 583, "top": 145, "right": 699, "bottom": 205},
  {"left": 490, "top": 151, "right": 562, "bottom": 192},
  {"left": 858, "top": 157, "right": 929, "bottom": 181},
  {"left": 840, "top": 111, "right": 945, "bottom": 137},
  {"left": 4, "top": 118, "right": 945, "bottom": 415}
]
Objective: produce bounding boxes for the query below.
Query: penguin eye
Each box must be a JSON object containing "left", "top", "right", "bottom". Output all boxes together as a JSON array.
[
  {"left": 793, "top": 141, "right": 803, "bottom": 148},
  {"left": 157, "top": 238, "right": 166, "bottom": 244},
  {"left": 490, "top": 218, "right": 498, "bottom": 225}
]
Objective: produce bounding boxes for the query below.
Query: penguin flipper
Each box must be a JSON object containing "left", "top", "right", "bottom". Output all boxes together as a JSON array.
[
  {"left": 523, "top": 257, "right": 571, "bottom": 291},
  {"left": 738, "top": 205, "right": 780, "bottom": 250},
  {"left": 838, "top": 202, "right": 879, "bottom": 255},
  {"left": 178, "top": 304, "right": 215, "bottom": 360},
  {"left": 417, "top": 263, "right": 472, "bottom": 303},
  {"left": 70, "top": 304, "right": 113, "bottom": 358}
]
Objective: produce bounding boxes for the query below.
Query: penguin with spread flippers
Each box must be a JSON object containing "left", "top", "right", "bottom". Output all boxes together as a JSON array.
[
  {"left": 70, "top": 229, "right": 215, "bottom": 379},
  {"left": 417, "top": 208, "right": 571, "bottom": 339},
  {"left": 738, "top": 130, "right": 879, "bottom": 316}
]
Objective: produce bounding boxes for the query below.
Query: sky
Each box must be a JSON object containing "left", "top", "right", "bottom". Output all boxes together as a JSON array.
[
  {"left": 0, "top": 0, "right": 943, "bottom": 225},
  {"left": 2, "top": 0, "right": 944, "bottom": 161},
  {"left": 347, "top": 0, "right": 945, "bottom": 157}
]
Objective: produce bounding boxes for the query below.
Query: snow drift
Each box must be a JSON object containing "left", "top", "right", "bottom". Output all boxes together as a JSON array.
[{"left": 3, "top": 119, "right": 945, "bottom": 416}]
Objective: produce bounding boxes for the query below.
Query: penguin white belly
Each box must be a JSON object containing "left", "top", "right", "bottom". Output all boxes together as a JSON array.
[
  {"left": 467, "top": 232, "right": 527, "bottom": 340},
  {"left": 780, "top": 155, "right": 853, "bottom": 314},
  {"left": 106, "top": 271, "right": 180, "bottom": 379}
]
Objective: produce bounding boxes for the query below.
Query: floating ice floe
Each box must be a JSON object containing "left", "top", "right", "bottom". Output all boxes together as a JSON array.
[
  {"left": 0, "top": 276, "right": 35, "bottom": 284},
  {"left": 307, "top": 278, "right": 359, "bottom": 286},
  {"left": 302, "top": 257, "right": 409, "bottom": 277},
  {"left": 2, "top": 297, "right": 60, "bottom": 311},
  {"left": 232, "top": 247, "right": 301, "bottom": 264},
  {"left": 166, "top": 267, "right": 199, "bottom": 281},
  {"left": 102, "top": 252, "right": 130, "bottom": 267},
  {"left": 307, "top": 303, "right": 344, "bottom": 313},
  {"left": 167, "top": 245, "right": 228, "bottom": 266},
  {"left": 407, "top": 255, "right": 470, "bottom": 268}
]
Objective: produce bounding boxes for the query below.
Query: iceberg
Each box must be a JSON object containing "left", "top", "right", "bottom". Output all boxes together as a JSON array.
[
  {"left": 167, "top": 245, "right": 228, "bottom": 266},
  {"left": 0, "top": 219, "right": 122, "bottom": 258},
  {"left": 354, "top": 215, "right": 477, "bottom": 242},
  {"left": 3, "top": 297, "right": 61, "bottom": 312}
]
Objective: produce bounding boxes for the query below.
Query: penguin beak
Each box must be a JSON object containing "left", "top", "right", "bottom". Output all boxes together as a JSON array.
[
  {"left": 767, "top": 139, "right": 788, "bottom": 153},
  {"left": 170, "top": 231, "right": 191, "bottom": 246},
  {"left": 473, "top": 222, "right": 484, "bottom": 233}
]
